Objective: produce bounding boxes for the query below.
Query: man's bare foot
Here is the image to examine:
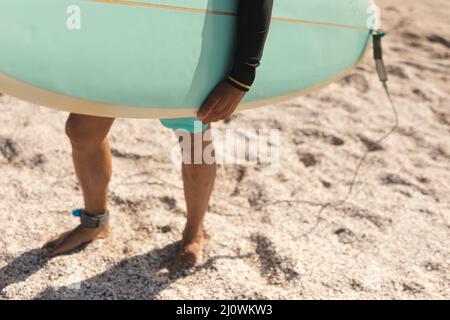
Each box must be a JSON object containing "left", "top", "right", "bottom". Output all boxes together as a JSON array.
[
  {"left": 176, "top": 229, "right": 204, "bottom": 268},
  {"left": 43, "top": 225, "right": 110, "bottom": 257}
]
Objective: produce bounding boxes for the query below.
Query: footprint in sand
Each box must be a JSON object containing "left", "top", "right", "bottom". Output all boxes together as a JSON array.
[
  {"left": 334, "top": 228, "right": 356, "bottom": 244},
  {"left": 426, "top": 34, "right": 450, "bottom": 49},
  {"left": 402, "top": 282, "right": 425, "bottom": 294},
  {"left": 229, "top": 165, "right": 247, "bottom": 197},
  {"left": 343, "top": 205, "right": 393, "bottom": 230},
  {"left": 159, "top": 196, "right": 179, "bottom": 213},
  {"left": 157, "top": 225, "right": 173, "bottom": 234},
  {"left": 359, "top": 135, "right": 384, "bottom": 152},
  {"left": 297, "top": 152, "right": 318, "bottom": 168},
  {"left": 339, "top": 73, "right": 370, "bottom": 93},
  {"left": 111, "top": 148, "right": 153, "bottom": 161},
  {"left": 29, "top": 153, "right": 47, "bottom": 168},
  {"left": 387, "top": 65, "right": 409, "bottom": 80},
  {"left": 251, "top": 233, "right": 299, "bottom": 285},
  {"left": 412, "top": 88, "right": 432, "bottom": 102},
  {"left": 293, "top": 129, "right": 345, "bottom": 147},
  {"left": 110, "top": 192, "right": 147, "bottom": 214},
  {"left": 0, "top": 137, "right": 19, "bottom": 163},
  {"left": 402, "top": 31, "right": 423, "bottom": 48}
]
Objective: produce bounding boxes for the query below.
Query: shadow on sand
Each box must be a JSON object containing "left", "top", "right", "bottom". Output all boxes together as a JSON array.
[
  {"left": 1, "top": 242, "right": 249, "bottom": 300},
  {"left": 0, "top": 249, "right": 49, "bottom": 293}
]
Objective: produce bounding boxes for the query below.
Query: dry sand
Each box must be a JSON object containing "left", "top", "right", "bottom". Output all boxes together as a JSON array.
[{"left": 0, "top": 0, "right": 449, "bottom": 299}]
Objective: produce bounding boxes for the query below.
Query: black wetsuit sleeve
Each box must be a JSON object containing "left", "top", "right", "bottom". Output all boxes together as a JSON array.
[{"left": 228, "top": 0, "right": 274, "bottom": 92}]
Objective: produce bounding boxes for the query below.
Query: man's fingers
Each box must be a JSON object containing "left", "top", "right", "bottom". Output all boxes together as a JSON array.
[
  {"left": 220, "top": 104, "right": 238, "bottom": 120},
  {"left": 197, "top": 94, "right": 220, "bottom": 120},
  {"left": 198, "top": 81, "right": 245, "bottom": 123},
  {"left": 201, "top": 106, "right": 226, "bottom": 123},
  {"left": 203, "top": 103, "right": 236, "bottom": 123}
]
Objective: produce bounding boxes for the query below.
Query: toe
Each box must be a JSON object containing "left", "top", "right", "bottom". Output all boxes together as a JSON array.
[
  {"left": 42, "top": 231, "right": 70, "bottom": 250},
  {"left": 176, "top": 251, "right": 197, "bottom": 269}
]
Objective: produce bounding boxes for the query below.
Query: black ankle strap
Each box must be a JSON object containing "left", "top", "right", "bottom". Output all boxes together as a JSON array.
[{"left": 73, "top": 209, "right": 110, "bottom": 229}]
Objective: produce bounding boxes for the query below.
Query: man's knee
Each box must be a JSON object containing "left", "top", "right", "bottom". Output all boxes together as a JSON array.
[{"left": 65, "top": 114, "right": 112, "bottom": 147}]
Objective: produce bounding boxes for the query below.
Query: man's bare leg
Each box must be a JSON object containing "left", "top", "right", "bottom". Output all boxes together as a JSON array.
[
  {"left": 176, "top": 126, "right": 216, "bottom": 267},
  {"left": 43, "top": 113, "right": 115, "bottom": 257}
]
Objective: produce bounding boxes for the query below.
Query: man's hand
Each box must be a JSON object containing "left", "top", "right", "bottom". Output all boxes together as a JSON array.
[{"left": 197, "top": 81, "right": 246, "bottom": 124}]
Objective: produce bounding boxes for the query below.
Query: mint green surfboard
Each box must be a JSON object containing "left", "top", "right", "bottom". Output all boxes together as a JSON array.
[{"left": 0, "top": 0, "right": 374, "bottom": 119}]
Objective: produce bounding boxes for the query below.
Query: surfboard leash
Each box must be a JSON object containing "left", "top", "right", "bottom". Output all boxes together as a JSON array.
[{"left": 263, "top": 30, "right": 400, "bottom": 238}]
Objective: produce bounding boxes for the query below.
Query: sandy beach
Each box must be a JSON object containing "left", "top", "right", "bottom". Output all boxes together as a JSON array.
[{"left": 0, "top": 0, "right": 449, "bottom": 299}]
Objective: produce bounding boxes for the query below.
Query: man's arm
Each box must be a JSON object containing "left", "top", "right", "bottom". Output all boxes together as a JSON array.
[
  {"left": 228, "top": 0, "right": 274, "bottom": 92},
  {"left": 197, "top": 0, "right": 274, "bottom": 123}
]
